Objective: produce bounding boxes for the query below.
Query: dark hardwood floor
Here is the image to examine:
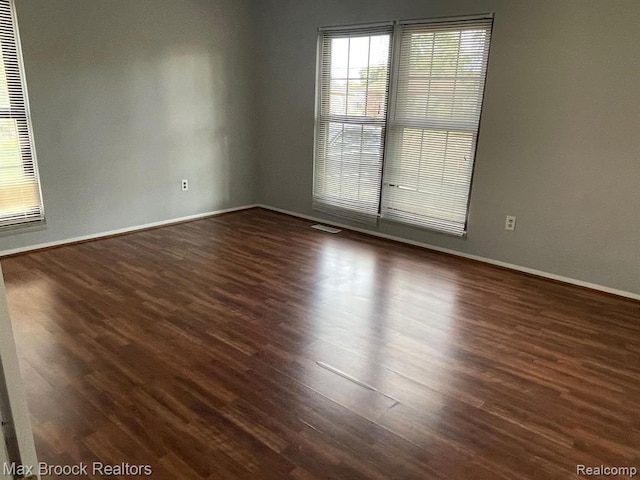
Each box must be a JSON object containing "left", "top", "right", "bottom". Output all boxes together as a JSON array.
[{"left": 2, "top": 208, "right": 639, "bottom": 479}]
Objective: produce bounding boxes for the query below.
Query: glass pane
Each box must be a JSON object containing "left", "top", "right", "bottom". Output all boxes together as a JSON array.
[
  {"left": 330, "top": 38, "right": 349, "bottom": 80},
  {"left": 326, "top": 34, "right": 390, "bottom": 118},
  {"left": 348, "top": 37, "right": 370, "bottom": 80}
]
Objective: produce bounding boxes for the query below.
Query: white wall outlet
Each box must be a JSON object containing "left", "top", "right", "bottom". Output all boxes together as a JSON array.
[
  {"left": 181, "top": 179, "right": 188, "bottom": 191},
  {"left": 505, "top": 215, "right": 517, "bottom": 231}
]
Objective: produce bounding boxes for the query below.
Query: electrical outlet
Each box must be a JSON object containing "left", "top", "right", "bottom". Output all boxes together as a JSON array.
[
  {"left": 181, "top": 179, "right": 188, "bottom": 191},
  {"left": 505, "top": 215, "right": 517, "bottom": 231}
]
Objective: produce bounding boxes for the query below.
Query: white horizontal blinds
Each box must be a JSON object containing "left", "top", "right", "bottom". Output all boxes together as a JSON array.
[
  {"left": 0, "top": 0, "right": 43, "bottom": 230},
  {"left": 313, "top": 25, "right": 392, "bottom": 224},
  {"left": 382, "top": 18, "right": 492, "bottom": 235}
]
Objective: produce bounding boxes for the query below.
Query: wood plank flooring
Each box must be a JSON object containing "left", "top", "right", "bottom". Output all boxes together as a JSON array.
[{"left": 2, "top": 208, "right": 639, "bottom": 479}]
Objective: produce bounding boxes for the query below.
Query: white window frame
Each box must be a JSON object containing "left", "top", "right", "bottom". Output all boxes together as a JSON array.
[
  {"left": 312, "top": 23, "right": 394, "bottom": 225},
  {"left": 313, "top": 14, "right": 493, "bottom": 236}
]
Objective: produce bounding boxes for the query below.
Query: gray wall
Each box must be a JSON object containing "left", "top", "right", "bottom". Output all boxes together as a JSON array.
[
  {"left": 253, "top": 0, "right": 640, "bottom": 295},
  {"left": 1, "top": 0, "right": 256, "bottom": 252},
  {"left": 2, "top": 0, "right": 638, "bottom": 296}
]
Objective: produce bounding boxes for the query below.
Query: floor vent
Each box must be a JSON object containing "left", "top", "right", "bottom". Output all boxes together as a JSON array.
[{"left": 311, "top": 224, "right": 342, "bottom": 234}]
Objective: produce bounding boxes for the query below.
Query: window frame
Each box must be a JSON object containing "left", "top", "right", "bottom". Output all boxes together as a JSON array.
[{"left": 312, "top": 24, "right": 394, "bottom": 225}]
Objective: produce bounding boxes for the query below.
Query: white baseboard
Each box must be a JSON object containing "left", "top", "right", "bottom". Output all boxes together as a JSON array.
[
  {"left": 257, "top": 204, "right": 640, "bottom": 302},
  {"left": 0, "top": 204, "right": 258, "bottom": 257}
]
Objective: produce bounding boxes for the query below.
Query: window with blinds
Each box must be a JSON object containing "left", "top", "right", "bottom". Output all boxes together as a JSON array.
[
  {"left": 313, "top": 16, "right": 492, "bottom": 236},
  {"left": 0, "top": 0, "right": 43, "bottom": 230},
  {"left": 382, "top": 18, "right": 492, "bottom": 236},
  {"left": 313, "top": 25, "right": 392, "bottom": 224}
]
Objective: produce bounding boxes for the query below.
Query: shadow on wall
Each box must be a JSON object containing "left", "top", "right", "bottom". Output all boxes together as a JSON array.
[
  {"left": 120, "top": 48, "right": 233, "bottom": 219},
  {"left": 41, "top": 44, "right": 238, "bottom": 231},
  {"left": 160, "top": 49, "right": 232, "bottom": 205}
]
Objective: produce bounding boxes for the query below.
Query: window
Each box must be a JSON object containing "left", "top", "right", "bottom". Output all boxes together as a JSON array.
[
  {"left": 313, "top": 16, "right": 493, "bottom": 236},
  {"left": 313, "top": 24, "right": 392, "bottom": 224},
  {"left": 0, "top": 0, "right": 43, "bottom": 230}
]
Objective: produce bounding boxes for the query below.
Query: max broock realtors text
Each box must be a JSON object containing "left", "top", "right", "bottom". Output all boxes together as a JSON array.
[{"left": 4, "top": 462, "right": 153, "bottom": 477}]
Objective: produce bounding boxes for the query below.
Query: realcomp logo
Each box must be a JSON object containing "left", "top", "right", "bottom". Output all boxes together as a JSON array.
[{"left": 577, "top": 465, "right": 638, "bottom": 477}]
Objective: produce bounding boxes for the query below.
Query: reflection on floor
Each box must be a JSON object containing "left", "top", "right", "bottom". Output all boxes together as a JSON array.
[{"left": 3, "top": 208, "right": 640, "bottom": 479}]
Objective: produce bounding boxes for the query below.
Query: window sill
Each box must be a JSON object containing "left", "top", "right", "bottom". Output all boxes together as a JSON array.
[{"left": 0, "top": 218, "right": 47, "bottom": 237}]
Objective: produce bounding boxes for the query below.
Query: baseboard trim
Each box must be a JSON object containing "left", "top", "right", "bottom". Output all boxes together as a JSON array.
[
  {"left": 258, "top": 204, "right": 640, "bottom": 302},
  {"left": 0, "top": 204, "right": 258, "bottom": 258}
]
